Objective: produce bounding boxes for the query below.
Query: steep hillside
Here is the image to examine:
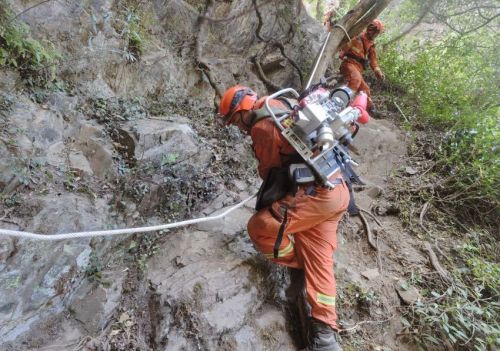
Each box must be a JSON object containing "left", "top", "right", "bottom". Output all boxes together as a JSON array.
[{"left": 0, "top": 1, "right": 458, "bottom": 350}]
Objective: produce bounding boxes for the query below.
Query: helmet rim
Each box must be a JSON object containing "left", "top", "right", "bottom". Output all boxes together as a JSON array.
[{"left": 218, "top": 85, "right": 257, "bottom": 124}]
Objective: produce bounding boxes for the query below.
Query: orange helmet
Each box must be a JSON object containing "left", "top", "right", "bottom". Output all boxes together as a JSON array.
[
  {"left": 218, "top": 85, "right": 258, "bottom": 125},
  {"left": 367, "top": 19, "right": 384, "bottom": 33}
]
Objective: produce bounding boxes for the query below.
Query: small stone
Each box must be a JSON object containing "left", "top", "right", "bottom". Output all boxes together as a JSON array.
[
  {"left": 405, "top": 166, "right": 418, "bottom": 175},
  {"left": 174, "top": 256, "right": 186, "bottom": 268},
  {"left": 396, "top": 284, "right": 421, "bottom": 304},
  {"left": 361, "top": 268, "right": 380, "bottom": 280},
  {"left": 232, "top": 179, "right": 247, "bottom": 191},
  {"left": 366, "top": 186, "right": 383, "bottom": 199},
  {"left": 0, "top": 237, "right": 15, "bottom": 263}
]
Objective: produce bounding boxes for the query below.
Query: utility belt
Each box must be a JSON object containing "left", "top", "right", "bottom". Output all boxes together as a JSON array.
[
  {"left": 255, "top": 153, "right": 361, "bottom": 211},
  {"left": 255, "top": 157, "right": 342, "bottom": 211},
  {"left": 256, "top": 160, "right": 345, "bottom": 259},
  {"left": 344, "top": 53, "right": 369, "bottom": 69},
  {"left": 255, "top": 151, "right": 361, "bottom": 259}
]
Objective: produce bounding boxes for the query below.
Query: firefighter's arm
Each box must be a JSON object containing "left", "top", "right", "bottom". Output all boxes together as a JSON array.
[
  {"left": 339, "top": 39, "right": 354, "bottom": 60},
  {"left": 323, "top": 10, "right": 333, "bottom": 31},
  {"left": 251, "top": 122, "right": 283, "bottom": 180},
  {"left": 368, "top": 45, "right": 385, "bottom": 80}
]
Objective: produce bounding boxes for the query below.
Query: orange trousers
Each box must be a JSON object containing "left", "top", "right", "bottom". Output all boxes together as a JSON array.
[
  {"left": 340, "top": 62, "right": 373, "bottom": 108},
  {"left": 247, "top": 179, "right": 349, "bottom": 330}
]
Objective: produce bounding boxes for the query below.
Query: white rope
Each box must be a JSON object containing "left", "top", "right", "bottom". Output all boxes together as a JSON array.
[
  {"left": 0, "top": 194, "right": 256, "bottom": 241},
  {"left": 333, "top": 24, "right": 351, "bottom": 42}
]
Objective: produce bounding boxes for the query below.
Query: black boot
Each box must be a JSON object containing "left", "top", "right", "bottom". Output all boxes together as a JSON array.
[
  {"left": 287, "top": 268, "right": 311, "bottom": 348},
  {"left": 307, "top": 319, "right": 342, "bottom": 351}
]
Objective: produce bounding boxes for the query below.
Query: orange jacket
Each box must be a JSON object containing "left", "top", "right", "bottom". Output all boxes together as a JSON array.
[
  {"left": 250, "top": 98, "right": 297, "bottom": 180},
  {"left": 339, "top": 32, "right": 380, "bottom": 73}
]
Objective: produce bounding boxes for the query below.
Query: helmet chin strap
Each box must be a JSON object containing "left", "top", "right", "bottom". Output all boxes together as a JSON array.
[{"left": 241, "top": 111, "right": 254, "bottom": 130}]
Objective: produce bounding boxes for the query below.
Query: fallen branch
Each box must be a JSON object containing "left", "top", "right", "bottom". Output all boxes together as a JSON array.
[
  {"left": 424, "top": 242, "right": 452, "bottom": 284},
  {"left": 339, "top": 314, "right": 395, "bottom": 332},
  {"left": 376, "top": 230, "right": 383, "bottom": 273},
  {"left": 394, "top": 100, "right": 409, "bottom": 123},
  {"left": 419, "top": 201, "right": 430, "bottom": 227},
  {"left": 434, "top": 238, "right": 454, "bottom": 266},
  {"left": 359, "top": 211, "right": 377, "bottom": 250}
]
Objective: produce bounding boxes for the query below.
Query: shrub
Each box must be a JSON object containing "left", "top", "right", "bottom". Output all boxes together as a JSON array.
[
  {"left": 0, "top": 1, "right": 60, "bottom": 85},
  {"left": 380, "top": 30, "right": 499, "bottom": 224}
]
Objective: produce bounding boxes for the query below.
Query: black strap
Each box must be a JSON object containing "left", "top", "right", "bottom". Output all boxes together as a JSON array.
[
  {"left": 346, "top": 181, "right": 359, "bottom": 215},
  {"left": 273, "top": 206, "right": 289, "bottom": 258},
  {"left": 345, "top": 53, "right": 368, "bottom": 68},
  {"left": 331, "top": 147, "right": 362, "bottom": 215},
  {"left": 360, "top": 35, "right": 367, "bottom": 59}
]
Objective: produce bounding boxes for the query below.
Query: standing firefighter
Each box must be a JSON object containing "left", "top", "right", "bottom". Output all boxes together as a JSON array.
[
  {"left": 331, "top": 19, "right": 386, "bottom": 113},
  {"left": 217, "top": 85, "right": 351, "bottom": 351}
]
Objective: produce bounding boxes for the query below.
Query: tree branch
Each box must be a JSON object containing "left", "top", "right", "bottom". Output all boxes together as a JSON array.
[
  {"left": 431, "top": 9, "right": 500, "bottom": 36},
  {"left": 441, "top": 5, "right": 499, "bottom": 18},
  {"left": 383, "top": 0, "right": 434, "bottom": 50}
]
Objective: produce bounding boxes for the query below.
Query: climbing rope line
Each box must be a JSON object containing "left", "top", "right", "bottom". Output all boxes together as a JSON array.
[
  {"left": 0, "top": 194, "right": 256, "bottom": 241},
  {"left": 332, "top": 24, "right": 351, "bottom": 42}
]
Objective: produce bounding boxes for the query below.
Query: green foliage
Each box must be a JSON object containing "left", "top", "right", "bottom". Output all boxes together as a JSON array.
[
  {"left": 400, "top": 235, "right": 500, "bottom": 350},
  {"left": 335, "top": 0, "right": 359, "bottom": 18},
  {"left": 380, "top": 3, "right": 499, "bottom": 349},
  {"left": 113, "top": 2, "right": 155, "bottom": 62},
  {"left": 0, "top": 1, "right": 60, "bottom": 84},
  {"left": 405, "top": 286, "right": 500, "bottom": 350},
  {"left": 85, "top": 252, "right": 103, "bottom": 281},
  {"left": 380, "top": 29, "right": 499, "bottom": 220},
  {"left": 457, "top": 237, "right": 500, "bottom": 295},
  {"left": 127, "top": 235, "right": 159, "bottom": 272},
  {"left": 121, "top": 9, "right": 144, "bottom": 62}
]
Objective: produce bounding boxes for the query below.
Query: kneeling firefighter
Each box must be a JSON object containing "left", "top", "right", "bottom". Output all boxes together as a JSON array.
[{"left": 217, "top": 85, "right": 370, "bottom": 351}]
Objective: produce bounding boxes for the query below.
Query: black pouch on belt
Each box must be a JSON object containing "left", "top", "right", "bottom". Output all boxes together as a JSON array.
[{"left": 255, "top": 167, "right": 294, "bottom": 211}]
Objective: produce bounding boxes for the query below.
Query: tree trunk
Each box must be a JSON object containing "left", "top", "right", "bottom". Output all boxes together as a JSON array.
[{"left": 306, "top": 0, "right": 393, "bottom": 87}]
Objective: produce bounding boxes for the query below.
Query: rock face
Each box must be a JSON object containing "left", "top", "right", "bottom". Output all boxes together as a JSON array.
[
  {"left": 146, "top": 226, "right": 295, "bottom": 350},
  {"left": 0, "top": 194, "right": 110, "bottom": 343}
]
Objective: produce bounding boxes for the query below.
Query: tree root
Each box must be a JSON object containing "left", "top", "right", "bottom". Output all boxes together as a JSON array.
[
  {"left": 339, "top": 314, "right": 395, "bottom": 333},
  {"left": 195, "top": 0, "right": 223, "bottom": 98},
  {"left": 358, "top": 206, "right": 383, "bottom": 227},
  {"left": 251, "top": 0, "right": 304, "bottom": 90},
  {"left": 252, "top": 55, "right": 282, "bottom": 91},
  {"left": 424, "top": 242, "right": 452, "bottom": 284},
  {"left": 359, "top": 211, "right": 377, "bottom": 251}
]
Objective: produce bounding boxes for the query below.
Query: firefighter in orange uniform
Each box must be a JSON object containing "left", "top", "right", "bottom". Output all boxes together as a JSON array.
[
  {"left": 336, "top": 19, "right": 385, "bottom": 112},
  {"left": 217, "top": 85, "right": 349, "bottom": 351}
]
